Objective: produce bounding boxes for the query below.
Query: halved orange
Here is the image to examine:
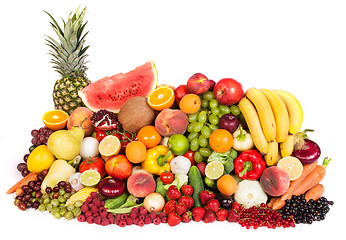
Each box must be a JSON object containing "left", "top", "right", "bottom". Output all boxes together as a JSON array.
[
  {"left": 42, "top": 109, "right": 69, "bottom": 130},
  {"left": 98, "top": 135, "right": 121, "bottom": 160},
  {"left": 147, "top": 86, "right": 175, "bottom": 111}
]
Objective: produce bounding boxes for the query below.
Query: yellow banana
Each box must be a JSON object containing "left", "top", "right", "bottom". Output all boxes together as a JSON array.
[
  {"left": 265, "top": 140, "right": 278, "bottom": 166},
  {"left": 245, "top": 87, "right": 276, "bottom": 142},
  {"left": 260, "top": 89, "right": 289, "bottom": 143},
  {"left": 280, "top": 134, "right": 295, "bottom": 157},
  {"left": 238, "top": 97, "right": 268, "bottom": 155},
  {"left": 272, "top": 90, "right": 303, "bottom": 135}
]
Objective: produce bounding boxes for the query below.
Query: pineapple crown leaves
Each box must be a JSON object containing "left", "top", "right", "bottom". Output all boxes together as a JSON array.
[{"left": 44, "top": 7, "right": 89, "bottom": 78}]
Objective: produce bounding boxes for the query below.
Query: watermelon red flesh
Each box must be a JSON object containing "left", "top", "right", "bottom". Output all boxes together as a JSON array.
[{"left": 78, "top": 61, "right": 158, "bottom": 113}]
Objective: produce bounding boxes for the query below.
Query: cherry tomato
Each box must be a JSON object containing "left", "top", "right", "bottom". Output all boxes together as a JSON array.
[
  {"left": 160, "top": 171, "right": 174, "bottom": 184},
  {"left": 183, "top": 149, "right": 196, "bottom": 166},
  {"left": 105, "top": 154, "right": 133, "bottom": 180},
  {"left": 96, "top": 130, "right": 107, "bottom": 142},
  {"left": 79, "top": 157, "right": 106, "bottom": 178},
  {"left": 119, "top": 132, "right": 137, "bottom": 153}
]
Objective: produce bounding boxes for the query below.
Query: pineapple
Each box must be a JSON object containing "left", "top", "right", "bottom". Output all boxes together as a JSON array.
[{"left": 45, "top": 7, "right": 91, "bottom": 115}]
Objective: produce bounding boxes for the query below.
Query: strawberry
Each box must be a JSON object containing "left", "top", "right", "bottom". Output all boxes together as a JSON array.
[
  {"left": 203, "top": 210, "right": 216, "bottom": 223},
  {"left": 227, "top": 209, "right": 239, "bottom": 222},
  {"left": 231, "top": 202, "right": 242, "bottom": 213},
  {"left": 167, "top": 212, "right": 182, "bottom": 227},
  {"left": 167, "top": 185, "right": 181, "bottom": 200},
  {"left": 181, "top": 185, "right": 193, "bottom": 196},
  {"left": 191, "top": 207, "right": 205, "bottom": 222},
  {"left": 216, "top": 209, "right": 228, "bottom": 221},
  {"left": 175, "top": 203, "right": 187, "bottom": 216},
  {"left": 178, "top": 196, "right": 194, "bottom": 210},
  {"left": 181, "top": 211, "right": 192, "bottom": 223},
  {"left": 164, "top": 199, "right": 176, "bottom": 214},
  {"left": 207, "top": 199, "right": 219, "bottom": 213},
  {"left": 199, "top": 190, "right": 215, "bottom": 205}
]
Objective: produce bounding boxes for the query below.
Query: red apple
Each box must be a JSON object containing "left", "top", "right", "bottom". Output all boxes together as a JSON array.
[
  {"left": 186, "top": 73, "right": 210, "bottom": 95},
  {"left": 174, "top": 85, "right": 189, "bottom": 105},
  {"left": 213, "top": 78, "right": 244, "bottom": 106}
]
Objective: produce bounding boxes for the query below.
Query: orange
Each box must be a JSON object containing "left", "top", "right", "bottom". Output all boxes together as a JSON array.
[
  {"left": 42, "top": 109, "right": 69, "bottom": 130},
  {"left": 147, "top": 86, "right": 175, "bottom": 111},
  {"left": 209, "top": 129, "right": 233, "bottom": 153},
  {"left": 217, "top": 174, "right": 238, "bottom": 196},
  {"left": 179, "top": 94, "right": 201, "bottom": 114},
  {"left": 137, "top": 125, "right": 162, "bottom": 148},
  {"left": 98, "top": 135, "right": 121, "bottom": 160},
  {"left": 125, "top": 141, "right": 147, "bottom": 163}
]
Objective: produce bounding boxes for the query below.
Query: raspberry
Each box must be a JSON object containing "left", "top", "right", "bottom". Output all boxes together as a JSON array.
[{"left": 77, "top": 214, "right": 86, "bottom": 222}]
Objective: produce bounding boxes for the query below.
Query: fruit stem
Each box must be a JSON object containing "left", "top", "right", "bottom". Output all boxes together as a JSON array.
[
  {"left": 236, "top": 126, "right": 246, "bottom": 142},
  {"left": 157, "top": 151, "right": 172, "bottom": 167},
  {"left": 239, "top": 161, "right": 252, "bottom": 177}
]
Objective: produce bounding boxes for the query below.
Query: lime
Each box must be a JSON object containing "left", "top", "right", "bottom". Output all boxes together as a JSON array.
[
  {"left": 277, "top": 156, "right": 303, "bottom": 181},
  {"left": 80, "top": 170, "right": 101, "bottom": 187},
  {"left": 167, "top": 134, "right": 189, "bottom": 155},
  {"left": 205, "top": 161, "right": 224, "bottom": 180}
]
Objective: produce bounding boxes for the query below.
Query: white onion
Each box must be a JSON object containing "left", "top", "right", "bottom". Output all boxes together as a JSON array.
[
  {"left": 143, "top": 193, "right": 165, "bottom": 213},
  {"left": 80, "top": 137, "right": 99, "bottom": 159}
]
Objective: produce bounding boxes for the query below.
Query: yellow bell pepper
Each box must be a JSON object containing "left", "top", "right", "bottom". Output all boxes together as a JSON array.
[{"left": 141, "top": 145, "right": 174, "bottom": 175}]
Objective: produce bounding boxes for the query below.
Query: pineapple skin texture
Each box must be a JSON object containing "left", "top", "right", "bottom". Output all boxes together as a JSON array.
[{"left": 53, "top": 76, "right": 91, "bottom": 115}]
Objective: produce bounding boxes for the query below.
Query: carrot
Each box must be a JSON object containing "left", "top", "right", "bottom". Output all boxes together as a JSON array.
[
  {"left": 292, "top": 157, "right": 331, "bottom": 196},
  {"left": 305, "top": 184, "right": 324, "bottom": 201},
  {"left": 267, "top": 198, "right": 277, "bottom": 208},
  {"left": 6, "top": 172, "right": 38, "bottom": 194},
  {"left": 272, "top": 160, "right": 318, "bottom": 210}
]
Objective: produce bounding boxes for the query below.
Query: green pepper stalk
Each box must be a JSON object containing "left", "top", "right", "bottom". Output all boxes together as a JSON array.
[{"left": 232, "top": 126, "right": 254, "bottom": 152}]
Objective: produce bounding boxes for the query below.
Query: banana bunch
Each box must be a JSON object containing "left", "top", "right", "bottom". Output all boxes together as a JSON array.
[{"left": 238, "top": 88, "right": 303, "bottom": 166}]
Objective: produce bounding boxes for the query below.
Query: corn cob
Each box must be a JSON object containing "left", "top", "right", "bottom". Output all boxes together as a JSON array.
[{"left": 66, "top": 187, "right": 98, "bottom": 205}]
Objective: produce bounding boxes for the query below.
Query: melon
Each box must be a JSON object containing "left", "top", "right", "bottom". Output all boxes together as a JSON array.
[{"left": 78, "top": 61, "right": 158, "bottom": 113}]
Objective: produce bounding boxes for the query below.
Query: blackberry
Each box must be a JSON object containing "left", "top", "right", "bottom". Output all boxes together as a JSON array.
[{"left": 280, "top": 194, "right": 333, "bottom": 224}]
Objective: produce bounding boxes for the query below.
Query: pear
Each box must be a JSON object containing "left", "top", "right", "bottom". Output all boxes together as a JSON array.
[{"left": 47, "top": 126, "right": 85, "bottom": 161}]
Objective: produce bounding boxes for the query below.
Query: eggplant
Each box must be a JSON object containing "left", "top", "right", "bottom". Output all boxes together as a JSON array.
[
  {"left": 215, "top": 192, "right": 233, "bottom": 209},
  {"left": 98, "top": 177, "right": 125, "bottom": 198}
]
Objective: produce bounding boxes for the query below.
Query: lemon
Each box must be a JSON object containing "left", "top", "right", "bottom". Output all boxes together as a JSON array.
[
  {"left": 80, "top": 170, "right": 101, "bottom": 187},
  {"left": 98, "top": 135, "right": 121, "bottom": 159},
  {"left": 277, "top": 156, "right": 303, "bottom": 181},
  {"left": 205, "top": 161, "right": 224, "bottom": 180},
  {"left": 27, "top": 145, "right": 55, "bottom": 173}
]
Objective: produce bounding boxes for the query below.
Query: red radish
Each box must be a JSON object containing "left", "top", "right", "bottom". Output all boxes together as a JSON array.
[{"left": 292, "top": 130, "right": 321, "bottom": 165}]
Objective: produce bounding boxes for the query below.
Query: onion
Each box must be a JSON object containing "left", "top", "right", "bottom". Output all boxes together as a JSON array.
[{"left": 143, "top": 192, "right": 165, "bottom": 213}]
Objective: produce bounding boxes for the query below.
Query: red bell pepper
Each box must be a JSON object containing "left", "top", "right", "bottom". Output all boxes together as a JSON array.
[{"left": 234, "top": 149, "right": 266, "bottom": 180}]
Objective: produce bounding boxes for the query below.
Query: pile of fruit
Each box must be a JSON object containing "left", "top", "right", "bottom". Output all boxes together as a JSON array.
[{"left": 7, "top": 7, "right": 334, "bottom": 229}]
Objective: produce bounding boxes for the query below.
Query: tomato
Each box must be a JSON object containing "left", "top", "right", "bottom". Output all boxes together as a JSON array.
[
  {"left": 105, "top": 154, "right": 133, "bottom": 180},
  {"left": 119, "top": 132, "right": 137, "bottom": 153},
  {"left": 79, "top": 157, "right": 106, "bottom": 178},
  {"left": 96, "top": 130, "right": 107, "bottom": 142},
  {"left": 160, "top": 171, "right": 174, "bottom": 184},
  {"left": 183, "top": 149, "right": 196, "bottom": 166}
]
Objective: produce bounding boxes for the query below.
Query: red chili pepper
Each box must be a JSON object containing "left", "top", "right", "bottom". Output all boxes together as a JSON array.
[{"left": 234, "top": 149, "right": 266, "bottom": 180}]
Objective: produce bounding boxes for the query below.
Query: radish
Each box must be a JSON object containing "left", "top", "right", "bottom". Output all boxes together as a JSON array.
[{"left": 292, "top": 130, "right": 321, "bottom": 165}]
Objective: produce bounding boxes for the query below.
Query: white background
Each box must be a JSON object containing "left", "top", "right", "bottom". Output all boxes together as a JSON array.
[{"left": 1, "top": 0, "right": 345, "bottom": 239}]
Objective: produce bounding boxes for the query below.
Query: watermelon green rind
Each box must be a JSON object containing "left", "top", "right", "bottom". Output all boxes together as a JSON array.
[{"left": 78, "top": 60, "right": 158, "bottom": 113}]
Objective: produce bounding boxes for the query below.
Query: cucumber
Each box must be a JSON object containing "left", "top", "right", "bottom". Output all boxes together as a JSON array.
[
  {"left": 104, "top": 192, "right": 129, "bottom": 209},
  {"left": 188, "top": 165, "right": 204, "bottom": 207}
]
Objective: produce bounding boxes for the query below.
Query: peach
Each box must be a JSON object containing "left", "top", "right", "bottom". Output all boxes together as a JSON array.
[
  {"left": 260, "top": 166, "right": 290, "bottom": 197},
  {"left": 186, "top": 73, "right": 210, "bottom": 95},
  {"left": 127, "top": 172, "right": 156, "bottom": 198},
  {"left": 154, "top": 109, "right": 189, "bottom": 137},
  {"left": 67, "top": 107, "right": 94, "bottom": 136}
]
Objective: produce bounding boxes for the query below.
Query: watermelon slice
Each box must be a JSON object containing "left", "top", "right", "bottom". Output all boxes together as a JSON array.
[{"left": 79, "top": 61, "right": 158, "bottom": 113}]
